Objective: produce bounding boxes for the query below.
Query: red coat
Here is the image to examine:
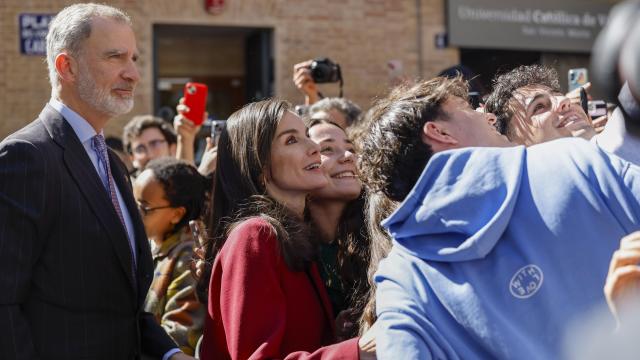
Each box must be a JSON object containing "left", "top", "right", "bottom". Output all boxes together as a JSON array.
[{"left": 200, "top": 217, "right": 359, "bottom": 360}]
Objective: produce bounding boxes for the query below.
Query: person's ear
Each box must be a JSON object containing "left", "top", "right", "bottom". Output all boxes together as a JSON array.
[
  {"left": 421, "top": 121, "right": 459, "bottom": 147},
  {"left": 54, "top": 53, "right": 78, "bottom": 83},
  {"left": 170, "top": 207, "right": 186, "bottom": 226},
  {"left": 168, "top": 143, "right": 177, "bottom": 156}
]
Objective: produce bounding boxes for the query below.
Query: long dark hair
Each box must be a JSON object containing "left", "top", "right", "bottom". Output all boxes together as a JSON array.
[
  {"left": 307, "top": 116, "right": 371, "bottom": 335},
  {"left": 332, "top": 193, "right": 370, "bottom": 329},
  {"left": 197, "top": 99, "right": 317, "bottom": 301}
]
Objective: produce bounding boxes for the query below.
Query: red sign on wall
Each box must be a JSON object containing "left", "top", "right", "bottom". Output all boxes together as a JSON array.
[{"left": 205, "top": 0, "right": 225, "bottom": 14}]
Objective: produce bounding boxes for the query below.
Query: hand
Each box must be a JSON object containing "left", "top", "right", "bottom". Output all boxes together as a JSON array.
[
  {"left": 592, "top": 115, "right": 608, "bottom": 133},
  {"left": 566, "top": 82, "right": 593, "bottom": 123},
  {"left": 190, "top": 223, "right": 207, "bottom": 279},
  {"left": 293, "top": 60, "right": 320, "bottom": 105},
  {"left": 566, "top": 82, "right": 592, "bottom": 104},
  {"left": 174, "top": 99, "right": 203, "bottom": 142},
  {"left": 604, "top": 231, "right": 640, "bottom": 327},
  {"left": 194, "top": 251, "right": 206, "bottom": 279},
  {"left": 169, "top": 352, "right": 195, "bottom": 360},
  {"left": 335, "top": 309, "right": 357, "bottom": 342},
  {"left": 197, "top": 137, "right": 218, "bottom": 176},
  {"left": 358, "top": 321, "right": 378, "bottom": 360},
  {"left": 174, "top": 98, "right": 207, "bottom": 164}
]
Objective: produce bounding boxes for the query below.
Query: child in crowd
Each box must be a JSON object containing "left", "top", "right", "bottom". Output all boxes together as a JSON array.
[{"left": 133, "top": 157, "right": 208, "bottom": 356}]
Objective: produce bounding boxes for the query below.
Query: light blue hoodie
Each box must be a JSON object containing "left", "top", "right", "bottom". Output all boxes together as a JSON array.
[{"left": 375, "top": 138, "right": 640, "bottom": 359}]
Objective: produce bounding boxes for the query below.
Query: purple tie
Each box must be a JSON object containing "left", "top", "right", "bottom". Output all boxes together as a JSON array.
[{"left": 92, "top": 134, "right": 137, "bottom": 266}]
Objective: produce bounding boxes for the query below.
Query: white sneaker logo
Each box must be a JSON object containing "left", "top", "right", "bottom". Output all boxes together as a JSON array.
[{"left": 509, "top": 264, "right": 543, "bottom": 299}]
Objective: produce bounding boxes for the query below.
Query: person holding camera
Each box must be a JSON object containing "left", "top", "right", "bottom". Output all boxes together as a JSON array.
[
  {"left": 293, "top": 58, "right": 343, "bottom": 106},
  {"left": 293, "top": 59, "right": 362, "bottom": 129},
  {"left": 293, "top": 60, "right": 322, "bottom": 106}
]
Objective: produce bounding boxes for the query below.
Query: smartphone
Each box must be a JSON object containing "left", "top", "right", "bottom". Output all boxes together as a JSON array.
[
  {"left": 210, "top": 120, "right": 226, "bottom": 147},
  {"left": 588, "top": 100, "right": 608, "bottom": 118},
  {"left": 189, "top": 220, "right": 205, "bottom": 247},
  {"left": 568, "top": 68, "right": 589, "bottom": 92},
  {"left": 183, "top": 82, "right": 208, "bottom": 126},
  {"left": 579, "top": 87, "right": 589, "bottom": 115}
]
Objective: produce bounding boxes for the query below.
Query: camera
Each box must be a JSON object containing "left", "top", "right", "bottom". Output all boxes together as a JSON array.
[{"left": 310, "top": 58, "right": 342, "bottom": 83}]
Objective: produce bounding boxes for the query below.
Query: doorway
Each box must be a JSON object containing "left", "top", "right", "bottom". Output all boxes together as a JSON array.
[
  {"left": 153, "top": 24, "right": 273, "bottom": 122},
  {"left": 460, "top": 48, "right": 541, "bottom": 95}
]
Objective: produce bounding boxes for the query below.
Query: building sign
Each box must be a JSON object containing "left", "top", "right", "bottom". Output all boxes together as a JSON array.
[
  {"left": 19, "top": 13, "right": 54, "bottom": 56},
  {"left": 447, "top": 0, "right": 612, "bottom": 52}
]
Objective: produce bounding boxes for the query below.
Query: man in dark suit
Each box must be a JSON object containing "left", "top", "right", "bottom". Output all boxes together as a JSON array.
[{"left": 0, "top": 4, "right": 193, "bottom": 360}]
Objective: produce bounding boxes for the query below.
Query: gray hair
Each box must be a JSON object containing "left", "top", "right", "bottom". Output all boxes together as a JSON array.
[
  {"left": 46, "top": 3, "right": 131, "bottom": 95},
  {"left": 309, "top": 97, "right": 362, "bottom": 127}
]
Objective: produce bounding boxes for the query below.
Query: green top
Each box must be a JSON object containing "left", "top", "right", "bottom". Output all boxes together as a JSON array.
[{"left": 317, "top": 241, "right": 347, "bottom": 317}]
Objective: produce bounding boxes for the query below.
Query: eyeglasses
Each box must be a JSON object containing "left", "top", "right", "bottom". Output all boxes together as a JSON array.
[
  {"left": 132, "top": 139, "right": 168, "bottom": 155},
  {"left": 136, "top": 201, "right": 173, "bottom": 216}
]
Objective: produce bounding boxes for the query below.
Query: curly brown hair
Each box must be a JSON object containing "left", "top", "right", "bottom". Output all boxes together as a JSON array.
[
  {"left": 484, "top": 65, "right": 560, "bottom": 137},
  {"left": 357, "top": 76, "right": 469, "bottom": 202}
]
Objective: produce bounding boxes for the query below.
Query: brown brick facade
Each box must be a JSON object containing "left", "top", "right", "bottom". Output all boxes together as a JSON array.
[{"left": 0, "top": 0, "right": 458, "bottom": 139}]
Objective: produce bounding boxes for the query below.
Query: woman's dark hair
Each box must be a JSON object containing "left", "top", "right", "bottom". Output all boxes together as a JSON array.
[
  {"left": 333, "top": 192, "right": 370, "bottom": 335},
  {"left": 197, "top": 99, "right": 317, "bottom": 301},
  {"left": 145, "top": 157, "right": 210, "bottom": 231},
  {"left": 307, "top": 117, "right": 371, "bottom": 336}
]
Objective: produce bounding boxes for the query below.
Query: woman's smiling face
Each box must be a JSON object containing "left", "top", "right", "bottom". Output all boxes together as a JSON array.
[{"left": 309, "top": 122, "right": 361, "bottom": 201}]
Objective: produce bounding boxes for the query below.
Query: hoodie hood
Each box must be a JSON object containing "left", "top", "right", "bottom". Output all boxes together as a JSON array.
[{"left": 382, "top": 145, "right": 525, "bottom": 262}]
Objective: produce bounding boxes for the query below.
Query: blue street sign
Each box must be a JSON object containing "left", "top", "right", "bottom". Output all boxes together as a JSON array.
[{"left": 19, "top": 13, "right": 55, "bottom": 56}]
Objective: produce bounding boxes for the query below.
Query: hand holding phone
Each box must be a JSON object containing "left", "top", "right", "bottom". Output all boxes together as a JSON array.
[{"left": 182, "top": 82, "right": 208, "bottom": 126}]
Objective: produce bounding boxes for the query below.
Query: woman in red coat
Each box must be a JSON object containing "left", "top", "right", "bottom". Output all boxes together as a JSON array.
[{"left": 198, "top": 99, "right": 373, "bottom": 360}]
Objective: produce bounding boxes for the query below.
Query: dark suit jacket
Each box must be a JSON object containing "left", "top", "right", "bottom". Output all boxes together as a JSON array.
[{"left": 0, "top": 105, "right": 177, "bottom": 360}]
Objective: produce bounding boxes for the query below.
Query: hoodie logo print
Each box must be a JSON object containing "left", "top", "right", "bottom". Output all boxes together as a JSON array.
[{"left": 509, "top": 265, "right": 544, "bottom": 299}]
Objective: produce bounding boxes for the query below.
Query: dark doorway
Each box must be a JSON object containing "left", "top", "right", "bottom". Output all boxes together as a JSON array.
[
  {"left": 460, "top": 48, "right": 541, "bottom": 94},
  {"left": 152, "top": 24, "right": 274, "bottom": 122}
]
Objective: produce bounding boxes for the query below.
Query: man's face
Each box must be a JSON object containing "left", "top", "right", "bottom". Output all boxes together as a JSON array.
[
  {"left": 507, "top": 85, "right": 594, "bottom": 146},
  {"left": 74, "top": 17, "right": 140, "bottom": 118},
  {"left": 437, "top": 96, "right": 512, "bottom": 148},
  {"left": 129, "top": 127, "right": 173, "bottom": 170}
]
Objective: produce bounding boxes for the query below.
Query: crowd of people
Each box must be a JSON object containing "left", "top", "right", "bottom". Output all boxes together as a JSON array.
[{"left": 1, "top": 2, "right": 640, "bottom": 360}]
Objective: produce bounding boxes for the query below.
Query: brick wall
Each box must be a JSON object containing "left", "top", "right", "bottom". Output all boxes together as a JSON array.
[{"left": 0, "top": 0, "right": 458, "bottom": 139}]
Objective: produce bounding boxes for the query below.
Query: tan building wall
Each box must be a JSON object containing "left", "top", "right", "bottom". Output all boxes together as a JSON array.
[{"left": 0, "top": 0, "right": 458, "bottom": 139}]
